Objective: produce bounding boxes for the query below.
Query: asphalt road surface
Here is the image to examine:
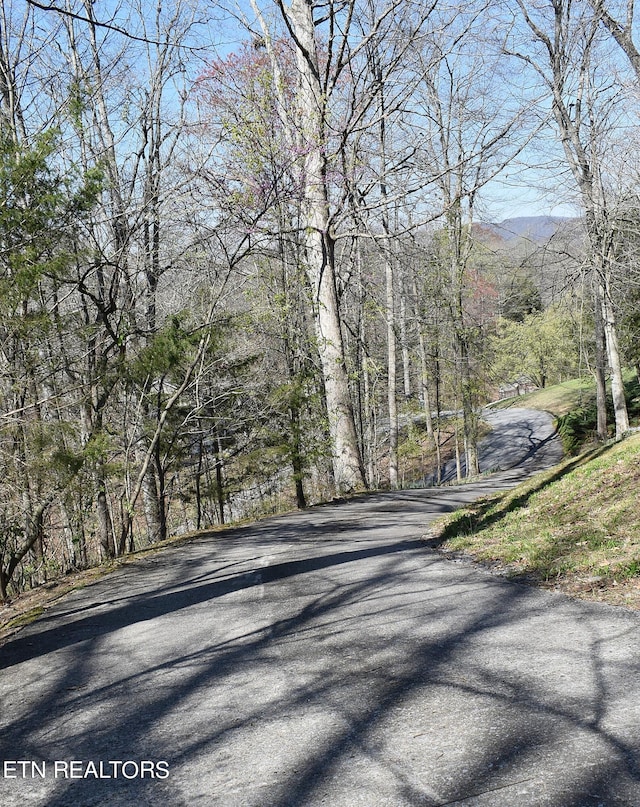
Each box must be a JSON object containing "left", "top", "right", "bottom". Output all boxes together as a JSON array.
[{"left": 1, "top": 409, "right": 639, "bottom": 807}]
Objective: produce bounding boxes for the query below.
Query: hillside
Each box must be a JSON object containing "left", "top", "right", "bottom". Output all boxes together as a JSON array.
[
  {"left": 490, "top": 376, "right": 596, "bottom": 416},
  {"left": 477, "top": 215, "right": 581, "bottom": 243},
  {"left": 430, "top": 433, "right": 640, "bottom": 608}
]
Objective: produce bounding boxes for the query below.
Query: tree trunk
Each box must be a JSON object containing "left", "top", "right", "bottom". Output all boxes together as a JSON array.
[
  {"left": 289, "top": 403, "right": 307, "bottom": 509},
  {"left": 450, "top": 239, "right": 480, "bottom": 477},
  {"left": 97, "top": 481, "right": 116, "bottom": 558},
  {"left": 460, "top": 337, "right": 480, "bottom": 477},
  {"left": 534, "top": 2, "right": 629, "bottom": 439},
  {"left": 288, "top": 0, "right": 365, "bottom": 494},
  {"left": 363, "top": 361, "right": 375, "bottom": 488},
  {"left": 417, "top": 329, "right": 434, "bottom": 437},
  {"left": 195, "top": 433, "right": 204, "bottom": 530},
  {"left": 400, "top": 276, "right": 411, "bottom": 399},
  {"left": 386, "top": 251, "right": 399, "bottom": 489},
  {"left": 597, "top": 272, "right": 629, "bottom": 437},
  {"left": 454, "top": 416, "right": 462, "bottom": 482},
  {"left": 213, "top": 428, "right": 225, "bottom": 525},
  {"left": 142, "top": 463, "right": 163, "bottom": 543},
  {"left": 594, "top": 295, "right": 608, "bottom": 440},
  {"left": 434, "top": 352, "right": 443, "bottom": 485}
]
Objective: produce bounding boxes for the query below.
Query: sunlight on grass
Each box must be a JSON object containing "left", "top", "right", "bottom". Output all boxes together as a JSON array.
[
  {"left": 489, "top": 377, "right": 596, "bottom": 416},
  {"left": 432, "top": 434, "right": 640, "bottom": 606}
]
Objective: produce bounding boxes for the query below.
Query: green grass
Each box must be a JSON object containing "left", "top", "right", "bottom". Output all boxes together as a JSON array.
[
  {"left": 491, "top": 373, "right": 640, "bottom": 454},
  {"left": 430, "top": 433, "right": 640, "bottom": 606},
  {"left": 489, "top": 376, "right": 597, "bottom": 416},
  {"left": 5, "top": 606, "right": 44, "bottom": 630}
]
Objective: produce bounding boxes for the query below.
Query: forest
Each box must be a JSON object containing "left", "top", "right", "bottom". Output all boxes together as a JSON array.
[{"left": 1, "top": 0, "right": 639, "bottom": 601}]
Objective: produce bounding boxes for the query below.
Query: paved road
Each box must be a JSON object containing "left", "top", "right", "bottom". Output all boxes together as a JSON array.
[
  {"left": 439, "top": 407, "right": 563, "bottom": 482},
  {"left": 1, "top": 409, "right": 639, "bottom": 806}
]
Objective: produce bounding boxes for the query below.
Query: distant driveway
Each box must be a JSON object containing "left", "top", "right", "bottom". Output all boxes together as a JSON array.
[
  {"left": 440, "top": 406, "right": 564, "bottom": 482},
  {"left": 2, "top": 409, "right": 639, "bottom": 806}
]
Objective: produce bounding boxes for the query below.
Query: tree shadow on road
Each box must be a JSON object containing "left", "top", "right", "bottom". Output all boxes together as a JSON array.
[
  {"left": 1, "top": 500, "right": 639, "bottom": 807},
  {"left": 0, "top": 531, "right": 424, "bottom": 670},
  {"left": 425, "top": 446, "right": 607, "bottom": 552}
]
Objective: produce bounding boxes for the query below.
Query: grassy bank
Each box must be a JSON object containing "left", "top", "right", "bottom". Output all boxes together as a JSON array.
[
  {"left": 489, "top": 376, "right": 597, "bottom": 416},
  {"left": 429, "top": 433, "right": 640, "bottom": 608},
  {"left": 491, "top": 373, "right": 640, "bottom": 454}
]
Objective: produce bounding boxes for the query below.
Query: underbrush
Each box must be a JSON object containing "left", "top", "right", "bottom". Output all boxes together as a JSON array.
[{"left": 556, "top": 376, "right": 640, "bottom": 453}]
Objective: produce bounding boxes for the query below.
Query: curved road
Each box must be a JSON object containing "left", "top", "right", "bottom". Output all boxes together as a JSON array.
[
  {"left": 440, "top": 406, "right": 563, "bottom": 482},
  {"left": 1, "top": 409, "right": 639, "bottom": 806}
]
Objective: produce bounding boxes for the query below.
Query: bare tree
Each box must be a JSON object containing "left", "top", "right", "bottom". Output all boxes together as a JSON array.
[
  {"left": 590, "top": 0, "right": 640, "bottom": 80},
  {"left": 253, "top": 0, "right": 371, "bottom": 493},
  {"left": 513, "top": 0, "right": 630, "bottom": 437},
  {"left": 406, "top": 9, "right": 528, "bottom": 476}
]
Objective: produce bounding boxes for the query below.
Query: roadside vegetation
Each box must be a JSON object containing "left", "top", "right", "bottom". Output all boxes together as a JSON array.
[
  {"left": 3, "top": 1, "right": 640, "bottom": 621},
  {"left": 490, "top": 377, "right": 597, "bottom": 417},
  {"left": 432, "top": 378, "right": 640, "bottom": 608},
  {"left": 491, "top": 374, "right": 640, "bottom": 452}
]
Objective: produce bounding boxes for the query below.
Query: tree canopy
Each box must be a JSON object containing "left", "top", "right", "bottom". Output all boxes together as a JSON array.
[{"left": 0, "top": 0, "right": 639, "bottom": 600}]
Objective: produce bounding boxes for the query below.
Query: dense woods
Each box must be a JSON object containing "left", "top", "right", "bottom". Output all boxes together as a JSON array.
[{"left": 1, "top": 0, "right": 639, "bottom": 600}]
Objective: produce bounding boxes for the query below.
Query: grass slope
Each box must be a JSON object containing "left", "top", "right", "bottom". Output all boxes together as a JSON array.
[
  {"left": 430, "top": 433, "right": 640, "bottom": 608},
  {"left": 490, "top": 376, "right": 597, "bottom": 416}
]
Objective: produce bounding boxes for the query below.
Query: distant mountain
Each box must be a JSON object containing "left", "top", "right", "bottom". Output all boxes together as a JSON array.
[{"left": 476, "top": 215, "right": 580, "bottom": 243}]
